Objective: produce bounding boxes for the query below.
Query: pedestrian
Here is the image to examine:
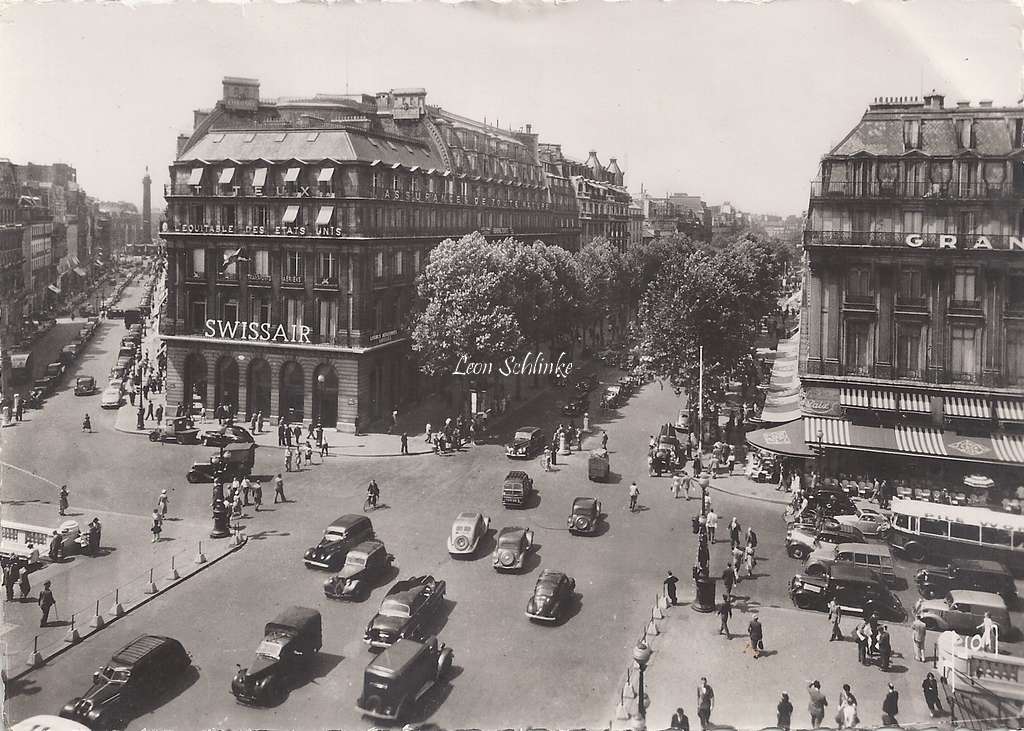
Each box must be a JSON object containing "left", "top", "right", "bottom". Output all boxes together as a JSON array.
[
  {"left": 696, "top": 677, "right": 715, "bottom": 731},
  {"left": 671, "top": 707, "right": 690, "bottom": 731},
  {"left": 746, "top": 526, "right": 758, "bottom": 553},
  {"left": 241, "top": 475, "right": 252, "bottom": 505},
  {"left": 292, "top": 425, "right": 302, "bottom": 445},
  {"left": 320, "top": 439, "right": 329, "bottom": 458},
  {"left": 15, "top": 398, "right": 23, "bottom": 421},
  {"left": 257, "top": 411, "right": 265, "bottom": 434},
  {"left": 390, "top": 408, "right": 399, "bottom": 434},
  {"left": 38, "top": 580, "right": 55, "bottom": 627},
  {"left": 47, "top": 530, "right": 62, "bottom": 563},
  {"left": 877, "top": 625, "right": 892, "bottom": 670},
  {"left": 307, "top": 421, "right": 316, "bottom": 442},
  {"left": 628, "top": 481, "right": 639, "bottom": 512},
  {"left": 25, "top": 543, "right": 39, "bottom": 565},
  {"left": 911, "top": 613, "right": 927, "bottom": 661},
  {"left": 729, "top": 517, "right": 741, "bottom": 550},
  {"left": 146, "top": 400, "right": 154, "bottom": 420},
  {"left": 250, "top": 412, "right": 258, "bottom": 432},
  {"left": 233, "top": 490, "right": 243, "bottom": 517},
  {"left": 706, "top": 508, "right": 718, "bottom": 543},
  {"left": 285, "top": 448, "right": 293, "bottom": 473},
  {"left": 425, "top": 422, "right": 433, "bottom": 443},
  {"left": 157, "top": 489, "right": 169, "bottom": 519},
  {"left": 697, "top": 537, "right": 710, "bottom": 572},
  {"left": 18, "top": 563, "right": 30, "bottom": 600},
  {"left": 742, "top": 544, "right": 756, "bottom": 578},
  {"left": 807, "top": 680, "right": 828, "bottom": 729},
  {"left": 855, "top": 619, "right": 869, "bottom": 665},
  {"left": 252, "top": 480, "right": 262, "bottom": 512},
  {"left": 664, "top": 570, "right": 679, "bottom": 606},
  {"left": 354, "top": 415, "right": 361, "bottom": 436},
  {"left": 837, "top": 684, "right": 859, "bottom": 729},
  {"left": 829, "top": 599, "right": 844, "bottom": 641},
  {"left": 881, "top": 683, "right": 899, "bottom": 726},
  {"left": 978, "top": 611, "right": 997, "bottom": 653},
  {"left": 671, "top": 473, "right": 682, "bottom": 499},
  {"left": 718, "top": 593, "right": 732, "bottom": 637},
  {"left": 274, "top": 473, "right": 286, "bottom": 503},
  {"left": 722, "top": 564, "right": 736, "bottom": 597},
  {"left": 58, "top": 485, "right": 69, "bottom": 516},
  {"left": 315, "top": 423, "right": 323, "bottom": 446},
  {"left": 601, "top": 431, "right": 608, "bottom": 449},
  {"left": 89, "top": 518, "right": 101, "bottom": 553},
  {"left": 542, "top": 452, "right": 551, "bottom": 472},
  {"left": 748, "top": 614, "right": 764, "bottom": 659},
  {"left": 777, "top": 693, "right": 794, "bottom": 731},
  {"left": 155, "top": 404, "right": 164, "bottom": 423},
  {"left": 151, "top": 510, "right": 163, "bottom": 542},
  {"left": 922, "top": 672, "right": 943, "bottom": 716},
  {"left": 400, "top": 432, "right": 409, "bottom": 455},
  {"left": 278, "top": 422, "right": 286, "bottom": 446},
  {"left": 550, "top": 443, "right": 558, "bottom": 466},
  {"left": 304, "top": 440, "right": 314, "bottom": 467}
]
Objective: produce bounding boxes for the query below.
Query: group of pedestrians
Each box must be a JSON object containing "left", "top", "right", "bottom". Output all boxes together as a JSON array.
[
  {"left": 280, "top": 419, "right": 329, "bottom": 472},
  {"left": 797, "top": 679, "right": 905, "bottom": 729}
]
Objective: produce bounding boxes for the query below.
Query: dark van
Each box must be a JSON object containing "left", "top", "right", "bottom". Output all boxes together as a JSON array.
[
  {"left": 356, "top": 636, "right": 453, "bottom": 721},
  {"left": 916, "top": 559, "right": 1018, "bottom": 603}
]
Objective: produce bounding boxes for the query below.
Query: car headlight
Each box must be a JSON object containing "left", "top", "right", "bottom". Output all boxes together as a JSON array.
[{"left": 527, "top": 599, "right": 536, "bottom": 612}]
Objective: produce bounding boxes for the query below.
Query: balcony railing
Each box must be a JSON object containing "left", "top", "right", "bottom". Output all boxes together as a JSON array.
[
  {"left": 804, "top": 230, "right": 1022, "bottom": 250},
  {"left": 247, "top": 273, "right": 271, "bottom": 285},
  {"left": 281, "top": 275, "right": 304, "bottom": 287},
  {"left": 895, "top": 296, "right": 928, "bottom": 309},
  {"left": 313, "top": 277, "right": 339, "bottom": 289},
  {"left": 949, "top": 370, "right": 980, "bottom": 385},
  {"left": 165, "top": 184, "right": 344, "bottom": 198},
  {"left": 948, "top": 298, "right": 983, "bottom": 312},
  {"left": 810, "top": 180, "right": 1020, "bottom": 200},
  {"left": 843, "top": 364, "right": 873, "bottom": 377},
  {"left": 895, "top": 368, "right": 924, "bottom": 381}
]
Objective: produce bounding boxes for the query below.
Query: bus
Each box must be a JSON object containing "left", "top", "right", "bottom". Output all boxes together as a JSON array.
[{"left": 888, "top": 498, "right": 1024, "bottom": 573}]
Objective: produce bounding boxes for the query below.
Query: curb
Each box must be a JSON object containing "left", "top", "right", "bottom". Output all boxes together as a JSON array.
[
  {"left": 707, "top": 480, "right": 791, "bottom": 507},
  {"left": 6, "top": 537, "right": 246, "bottom": 681}
]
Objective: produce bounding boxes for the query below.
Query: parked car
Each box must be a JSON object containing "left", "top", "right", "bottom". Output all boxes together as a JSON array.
[
  {"left": 60, "top": 344, "right": 79, "bottom": 365},
  {"left": 59, "top": 635, "right": 191, "bottom": 729},
  {"left": 99, "top": 385, "right": 122, "bottom": 409},
  {"left": 148, "top": 416, "right": 199, "bottom": 444},
  {"left": 446, "top": 512, "right": 490, "bottom": 556},
  {"left": 11, "top": 716, "right": 90, "bottom": 731},
  {"left": 492, "top": 526, "right": 534, "bottom": 571},
  {"left": 801, "top": 488, "right": 857, "bottom": 518},
  {"left": 786, "top": 522, "right": 866, "bottom": 561},
  {"left": 915, "top": 590, "right": 1014, "bottom": 637},
  {"left": 561, "top": 395, "right": 588, "bottom": 417},
  {"left": 364, "top": 575, "right": 447, "bottom": 649},
  {"left": 806, "top": 542, "right": 898, "bottom": 585},
  {"left": 574, "top": 373, "right": 598, "bottom": 393},
  {"left": 74, "top": 376, "right": 98, "bottom": 396},
  {"left": 324, "top": 540, "right": 395, "bottom": 601},
  {"left": 506, "top": 426, "right": 546, "bottom": 459},
  {"left": 501, "top": 471, "right": 535, "bottom": 509},
  {"left": 34, "top": 362, "right": 64, "bottom": 390},
  {"left": 355, "top": 636, "right": 453, "bottom": 721},
  {"left": 525, "top": 569, "right": 576, "bottom": 623},
  {"left": 303, "top": 514, "right": 375, "bottom": 571},
  {"left": 789, "top": 564, "right": 905, "bottom": 620},
  {"left": 231, "top": 607, "right": 322, "bottom": 705},
  {"left": 186, "top": 443, "right": 256, "bottom": 483},
  {"left": 567, "top": 497, "right": 602, "bottom": 535},
  {"left": 834, "top": 504, "right": 891, "bottom": 537},
  {"left": 603, "top": 385, "right": 625, "bottom": 408},
  {"left": 915, "top": 559, "right": 1017, "bottom": 602},
  {"left": 197, "top": 424, "right": 254, "bottom": 448}
]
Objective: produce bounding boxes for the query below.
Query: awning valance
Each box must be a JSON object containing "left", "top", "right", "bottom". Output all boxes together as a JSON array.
[
  {"left": 995, "top": 400, "right": 1024, "bottom": 423},
  {"left": 805, "top": 417, "right": 852, "bottom": 447},
  {"left": 993, "top": 434, "right": 1024, "bottom": 463},
  {"left": 945, "top": 396, "right": 991, "bottom": 419},
  {"left": 895, "top": 425, "right": 947, "bottom": 456},
  {"left": 841, "top": 388, "right": 897, "bottom": 411},
  {"left": 252, "top": 168, "right": 268, "bottom": 187},
  {"left": 188, "top": 167, "right": 204, "bottom": 186},
  {"left": 899, "top": 392, "right": 931, "bottom": 413},
  {"left": 317, "top": 167, "right": 334, "bottom": 183},
  {"left": 219, "top": 168, "right": 235, "bottom": 185},
  {"left": 746, "top": 419, "right": 814, "bottom": 458},
  {"left": 281, "top": 206, "right": 300, "bottom": 225},
  {"left": 315, "top": 206, "right": 334, "bottom": 226}
]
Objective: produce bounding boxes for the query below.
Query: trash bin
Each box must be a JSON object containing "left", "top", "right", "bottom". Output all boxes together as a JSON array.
[{"left": 692, "top": 576, "right": 717, "bottom": 613}]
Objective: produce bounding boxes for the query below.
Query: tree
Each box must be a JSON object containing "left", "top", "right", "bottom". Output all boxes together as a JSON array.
[{"left": 575, "top": 237, "right": 627, "bottom": 331}]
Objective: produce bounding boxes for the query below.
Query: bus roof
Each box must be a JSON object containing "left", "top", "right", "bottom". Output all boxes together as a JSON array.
[{"left": 891, "top": 498, "right": 1024, "bottom": 532}]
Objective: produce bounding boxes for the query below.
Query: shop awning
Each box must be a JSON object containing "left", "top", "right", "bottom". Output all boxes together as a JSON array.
[
  {"left": 995, "top": 400, "right": 1024, "bottom": 423},
  {"left": 745, "top": 419, "right": 815, "bottom": 458},
  {"left": 899, "top": 392, "right": 931, "bottom": 413},
  {"left": 993, "top": 434, "right": 1024, "bottom": 464},
  {"left": 219, "top": 168, "right": 235, "bottom": 185},
  {"left": 285, "top": 167, "right": 300, "bottom": 183},
  {"left": 317, "top": 167, "right": 334, "bottom": 183},
  {"left": 895, "top": 425, "right": 947, "bottom": 456},
  {"left": 805, "top": 416, "right": 852, "bottom": 446},
  {"left": 841, "top": 387, "right": 896, "bottom": 411},
  {"left": 945, "top": 395, "right": 991, "bottom": 419},
  {"left": 188, "top": 167, "right": 204, "bottom": 186},
  {"left": 252, "top": 168, "right": 268, "bottom": 187},
  {"left": 315, "top": 206, "right": 334, "bottom": 226},
  {"left": 281, "top": 206, "right": 300, "bottom": 225}
]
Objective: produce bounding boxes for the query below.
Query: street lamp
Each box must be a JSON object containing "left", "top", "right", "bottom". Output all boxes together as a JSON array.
[
  {"left": 815, "top": 427, "right": 824, "bottom": 484},
  {"left": 632, "top": 640, "right": 652, "bottom": 721}
]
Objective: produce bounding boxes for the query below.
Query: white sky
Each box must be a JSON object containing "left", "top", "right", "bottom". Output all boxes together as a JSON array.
[{"left": 0, "top": 0, "right": 1020, "bottom": 216}]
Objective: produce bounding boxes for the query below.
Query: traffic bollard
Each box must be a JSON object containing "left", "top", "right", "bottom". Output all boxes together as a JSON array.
[
  {"left": 109, "top": 588, "right": 125, "bottom": 618},
  {"left": 143, "top": 568, "right": 158, "bottom": 595},
  {"left": 645, "top": 619, "right": 659, "bottom": 638},
  {"left": 652, "top": 595, "right": 664, "bottom": 619},
  {"left": 166, "top": 555, "right": 180, "bottom": 582},
  {"left": 89, "top": 599, "right": 105, "bottom": 630},
  {"left": 26, "top": 636, "right": 42, "bottom": 668},
  {"left": 64, "top": 614, "right": 81, "bottom": 644},
  {"left": 194, "top": 540, "right": 207, "bottom": 564}
]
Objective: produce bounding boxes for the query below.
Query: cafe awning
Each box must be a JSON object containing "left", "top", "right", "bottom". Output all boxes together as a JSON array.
[
  {"left": 995, "top": 399, "right": 1024, "bottom": 423},
  {"left": 746, "top": 419, "right": 815, "bottom": 458},
  {"left": 945, "top": 395, "right": 991, "bottom": 419}
]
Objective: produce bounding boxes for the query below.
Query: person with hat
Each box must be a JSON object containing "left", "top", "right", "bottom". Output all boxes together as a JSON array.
[
  {"left": 47, "top": 530, "right": 62, "bottom": 563},
  {"left": 748, "top": 613, "right": 764, "bottom": 659},
  {"left": 252, "top": 480, "right": 263, "bottom": 512},
  {"left": 38, "top": 580, "right": 56, "bottom": 626},
  {"left": 881, "top": 683, "right": 899, "bottom": 726},
  {"left": 157, "top": 490, "right": 169, "bottom": 519}
]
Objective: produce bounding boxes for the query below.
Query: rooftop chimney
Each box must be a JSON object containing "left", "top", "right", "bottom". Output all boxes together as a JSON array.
[
  {"left": 956, "top": 100, "right": 971, "bottom": 108},
  {"left": 979, "top": 100, "right": 994, "bottom": 108},
  {"left": 525, "top": 124, "right": 531, "bottom": 134},
  {"left": 176, "top": 133, "right": 190, "bottom": 157},
  {"left": 923, "top": 93, "right": 945, "bottom": 110}
]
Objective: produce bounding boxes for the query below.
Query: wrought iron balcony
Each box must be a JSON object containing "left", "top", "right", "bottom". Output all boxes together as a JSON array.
[
  {"left": 948, "top": 298, "right": 983, "bottom": 313},
  {"left": 810, "top": 180, "right": 1019, "bottom": 200},
  {"left": 895, "top": 295, "right": 928, "bottom": 309},
  {"left": 314, "top": 276, "right": 339, "bottom": 289},
  {"left": 895, "top": 368, "right": 924, "bottom": 381},
  {"left": 949, "top": 370, "right": 980, "bottom": 385},
  {"left": 281, "top": 275, "right": 304, "bottom": 287},
  {"left": 247, "top": 273, "right": 271, "bottom": 285}
]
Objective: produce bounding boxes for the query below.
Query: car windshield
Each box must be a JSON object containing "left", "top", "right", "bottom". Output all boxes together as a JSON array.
[
  {"left": 101, "top": 667, "right": 131, "bottom": 683},
  {"left": 574, "top": 503, "right": 593, "bottom": 514},
  {"left": 514, "top": 431, "right": 533, "bottom": 441},
  {"left": 379, "top": 599, "right": 411, "bottom": 618},
  {"left": 346, "top": 554, "right": 367, "bottom": 567},
  {"left": 498, "top": 532, "right": 522, "bottom": 548},
  {"left": 256, "top": 639, "right": 284, "bottom": 659},
  {"left": 535, "top": 582, "right": 557, "bottom": 597}
]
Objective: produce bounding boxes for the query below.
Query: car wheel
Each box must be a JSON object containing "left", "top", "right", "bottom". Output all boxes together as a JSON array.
[
  {"left": 148, "top": 432, "right": 159, "bottom": 442},
  {"left": 790, "top": 546, "right": 809, "bottom": 560},
  {"left": 793, "top": 594, "right": 813, "bottom": 610}
]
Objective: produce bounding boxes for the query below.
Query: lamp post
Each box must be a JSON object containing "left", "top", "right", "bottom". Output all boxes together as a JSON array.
[
  {"left": 633, "top": 640, "right": 652, "bottom": 721},
  {"left": 816, "top": 427, "right": 824, "bottom": 485}
]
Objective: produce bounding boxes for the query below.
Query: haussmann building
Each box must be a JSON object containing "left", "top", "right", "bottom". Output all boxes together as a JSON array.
[{"left": 160, "top": 77, "right": 576, "bottom": 431}]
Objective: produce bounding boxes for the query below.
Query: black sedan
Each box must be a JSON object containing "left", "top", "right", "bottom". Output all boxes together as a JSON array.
[
  {"left": 561, "top": 396, "right": 589, "bottom": 417},
  {"left": 197, "top": 424, "right": 254, "bottom": 448},
  {"left": 364, "top": 575, "right": 446, "bottom": 649},
  {"left": 525, "top": 569, "right": 576, "bottom": 623}
]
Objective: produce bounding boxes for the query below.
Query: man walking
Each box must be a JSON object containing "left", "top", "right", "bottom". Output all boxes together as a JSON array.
[
  {"left": 829, "top": 598, "right": 844, "bottom": 641},
  {"left": 855, "top": 619, "right": 870, "bottom": 665},
  {"left": 47, "top": 530, "right": 62, "bottom": 563},
  {"left": 696, "top": 678, "right": 715, "bottom": 731},
  {"left": 274, "top": 474, "right": 286, "bottom": 503},
  {"left": 601, "top": 431, "right": 608, "bottom": 449},
  {"left": 722, "top": 563, "right": 736, "bottom": 597},
  {"left": 58, "top": 485, "right": 69, "bottom": 517},
  {"left": 278, "top": 421, "right": 286, "bottom": 447},
  {"left": 748, "top": 614, "right": 764, "bottom": 659},
  {"left": 155, "top": 404, "right": 164, "bottom": 423},
  {"left": 718, "top": 593, "right": 732, "bottom": 638},
  {"left": 877, "top": 626, "right": 892, "bottom": 671},
  {"left": 777, "top": 693, "right": 794, "bottom": 731},
  {"left": 807, "top": 681, "right": 827, "bottom": 729},
  {"left": 628, "top": 482, "right": 639, "bottom": 512},
  {"left": 151, "top": 510, "right": 163, "bottom": 542},
  {"left": 241, "top": 476, "right": 252, "bottom": 506},
  {"left": 706, "top": 508, "right": 718, "bottom": 543},
  {"left": 664, "top": 570, "right": 679, "bottom": 606},
  {"left": 911, "top": 613, "right": 928, "bottom": 662},
  {"left": 400, "top": 432, "right": 409, "bottom": 455},
  {"left": 38, "top": 580, "right": 56, "bottom": 627},
  {"left": 252, "top": 480, "right": 262, "bottom": 512},
  {"left": 146, "top": 399, "right": 154, "bottom": 420},
  {"left": 285, "top": 448, "right": 293, "bottom": 473},
  {"left": 881, "top": 683, "right": 899, "bottom": 726}
]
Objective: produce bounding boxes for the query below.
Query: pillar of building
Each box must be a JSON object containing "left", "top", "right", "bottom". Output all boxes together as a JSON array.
[
  {"left": 824, "top": 266, "right": 841, "bottom": 375},
  {"left": 983, "top": 265, "right": 1003, "bottom": 386},
  {"left": 875, "top": 264, "right": 894, "bottom": 379},
  {"left": 927, "top": 263, "right": 948, "bottom": 383}
]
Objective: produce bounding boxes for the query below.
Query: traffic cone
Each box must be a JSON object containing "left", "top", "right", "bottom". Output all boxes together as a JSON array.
[
  {"left": 653, "top": 602, "right": 664, "bottom": 620},
  {"left": 646, "top": 619, "right": 660, "bottom": 637}
]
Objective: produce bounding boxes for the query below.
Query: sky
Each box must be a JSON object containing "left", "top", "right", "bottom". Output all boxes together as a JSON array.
[{"left": 0, "top": 0, "right": 1021, "bottom": 217}]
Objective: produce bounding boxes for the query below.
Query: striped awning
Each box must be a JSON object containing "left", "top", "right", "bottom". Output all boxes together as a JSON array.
[
  {"left": 992, "top": 434, "right": 1024, "bottom": 464},
  {"left": 945, "top": 396, "right": 991, "bottom": 419},
  {"left": 995, "top": 400, "right": 1024, "bottom": 423},
  {"left": 804, "top": 417, "right": 851, "bottom": 447},
  {"left": 840, "top": 388, "right": 896, "bottom": 411},
  {"left": 894, "top": 425, "right": 948, "bottom": 456},
  {"left": 898, "top": 392, "right": 931, "bottom": 413}
]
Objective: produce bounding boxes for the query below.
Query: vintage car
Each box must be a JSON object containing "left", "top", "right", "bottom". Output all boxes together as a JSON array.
[
  {"left": 364, "top": 575, "right": 447, "bottom": 649},
  {"left": 74, "top": 376, "right": 97, "bottom": 396},
  {"left": 561, "top": 395, "right": 589, "bottom": 417},
  {"left": 567, "top": 497, "right": 602, "bottom": 535},
  {"left": 447, "top": 512, "right": 490, "bottom": 555},
  {"left": 492, "top": 526, "right": 534, "bottom": 571},
  {"left": 33, "top": 362, "right": 65, "bottom": 390},
  {"left": 186, "top": 443, "right": 256, "bottom": 483},
  {"left": 11, "top": 715, "right": 91, "bottom": 731},
  {"left": 915, "top": 590, "right": 1014, "bottom": 637},
  {"left": 60, "top": 344, "right": 80, "bottom": 365},
  {"left": 325, "top": 540, "right": 395, "bottom": 601},
  {"left": 603, "top": 385, "right": 625, "bottom": 408},
  {"left": 916, "top": 559, "right": 1017, "bottom": 602},
  {"left": 304, "top": 514, "right": 375, "bottom": 571},
  {"left": 506, "top": 426, "right": 546, "bottom": 459},
  {"left": 834, "top": 503, "right": 891, "bottom": 537},
  {"left": 525, "top": 569, "right": 576, "bottom": 623},
  {"left": 574, "top": 373, "right": 598, "bottom": 393},
  {"left": 356, "top": 636, "right": 453, "bottom": 721},
  {"left": 60, "top": 635, "right": 191, "bottom": 729},
  {"left": 800, "top": 488, "right": 857, "bottom": 519},
  {"left": 100, "top": 385, "right": 123, "bottom": 410},
  {"left": 148, "top": 416, "right": 200, "bottom": 444},
  {"left": 231, "top": 606, "right": 322, "bottom": 705},
  {"left": 805, "top": 542, "right": 898, "bottom": 585},
  {"left": 785, "top": 522, "right": 865, "bottom": 561},
  {"left": 501, "top": 471, "right": 535, "bottom": 509},
  {"left": 197, "top": 424, "right": 255, "bottom": 448},
  {"left": 789, "top": 564, "right": 905, "bottom": 620}
]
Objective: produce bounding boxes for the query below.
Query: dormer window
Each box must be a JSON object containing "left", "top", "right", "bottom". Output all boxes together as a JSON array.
[
  {"left": 903, "top": 119, "right": 921, "bottom": 150},
  {"left": 957, "top": 118, "right": 974, "bottom": 149}
]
